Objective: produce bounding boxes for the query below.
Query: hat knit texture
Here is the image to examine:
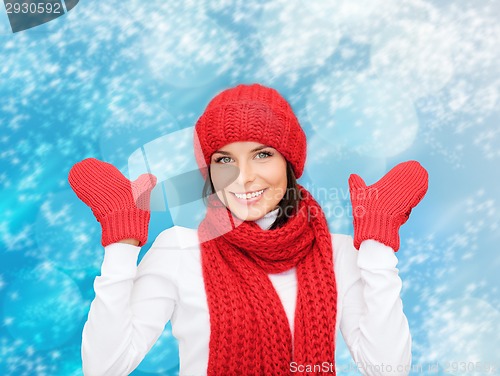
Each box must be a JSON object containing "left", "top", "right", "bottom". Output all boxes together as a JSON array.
[{"left": 194, "top": 83, "right": 307, "bottom": 179}]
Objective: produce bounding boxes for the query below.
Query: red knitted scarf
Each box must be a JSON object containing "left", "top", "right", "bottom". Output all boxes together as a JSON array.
[{"left": 198, "top": 185, "right": 337, "bottom": 375}]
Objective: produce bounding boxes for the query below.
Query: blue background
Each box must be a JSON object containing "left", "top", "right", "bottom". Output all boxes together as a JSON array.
[{"left": 1, "top": 0, "right": 499, "bottom": 374}]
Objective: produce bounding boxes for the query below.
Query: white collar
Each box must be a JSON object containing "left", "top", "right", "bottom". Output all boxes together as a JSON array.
[{"left": 254, "top": 207, "right": 280, "bottom": 230}]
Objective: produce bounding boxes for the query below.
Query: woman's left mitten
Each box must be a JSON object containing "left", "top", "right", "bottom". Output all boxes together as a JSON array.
[{"left": 348, "top": 161, "right": 428, "bottom": 252}]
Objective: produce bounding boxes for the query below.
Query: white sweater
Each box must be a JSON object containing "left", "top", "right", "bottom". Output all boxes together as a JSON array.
[{"left": 81, "top": 209, "right": 412, "bottom": 376}]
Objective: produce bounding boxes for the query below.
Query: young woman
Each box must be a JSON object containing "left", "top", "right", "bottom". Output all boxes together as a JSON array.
[{"left": 68, "top": 83, "right": 428, "bottom": 375}]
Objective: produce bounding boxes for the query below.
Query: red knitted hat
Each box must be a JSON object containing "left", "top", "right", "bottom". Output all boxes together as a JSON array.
[{"left": 194, "top": 83, "right": 307, "bottom": 180}]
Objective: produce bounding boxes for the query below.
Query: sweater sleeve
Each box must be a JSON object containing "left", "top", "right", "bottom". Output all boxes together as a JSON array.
[
  {"left": 81, "top": 235, "right": 179, "bottom": 376},
  {"left": 339, "top": 237, "right": 412, "bottom": 376}
]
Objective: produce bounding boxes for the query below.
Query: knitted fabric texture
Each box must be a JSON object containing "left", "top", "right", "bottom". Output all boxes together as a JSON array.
[
  {"left": 348, "top": 160, "right": 429, "bottom": 251},
  {"left": 198, "top": 184, "right": 337, "bottom": 375},
  {"left": 193, "top": 83, "right": 307, "bottom": 180},
  {"left": 68, "top": 158, "right": 156, "bottom": 247}
]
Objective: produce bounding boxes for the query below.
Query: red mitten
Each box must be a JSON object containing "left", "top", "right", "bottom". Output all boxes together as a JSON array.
[
  {"left": 348, "top": 160, "right": 428, "bottom": 252},
  {"left": 68, "top": 158, "right": 157, "bottom": 247}
]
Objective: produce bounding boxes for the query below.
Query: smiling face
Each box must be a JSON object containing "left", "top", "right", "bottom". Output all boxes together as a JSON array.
[{"left": 209, "top": 141, "right": 288, "bottom": 221}]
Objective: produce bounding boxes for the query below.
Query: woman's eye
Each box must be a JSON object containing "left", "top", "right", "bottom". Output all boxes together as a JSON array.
[
  {"left": 256, "top": 151, "right": 273, "bottom": 159},
  {"left": 215, "top": 156, "right": 232, "bottom": 164}
]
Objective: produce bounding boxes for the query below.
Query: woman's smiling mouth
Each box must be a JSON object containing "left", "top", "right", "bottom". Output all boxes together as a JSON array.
[{"left": 231, "top": 188, "right": 267, "bottom": 203}]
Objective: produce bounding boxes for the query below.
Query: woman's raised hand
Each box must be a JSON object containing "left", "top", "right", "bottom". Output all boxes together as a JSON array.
[
  {"left": 348, "top": 160, "right": 428, "bottom": 252},
  {"left": 68, "top": 158, "right": 157, "bottom": 247}
]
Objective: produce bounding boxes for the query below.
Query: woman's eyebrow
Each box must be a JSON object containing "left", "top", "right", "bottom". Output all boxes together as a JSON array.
[{"left": 213, "top": 145, "right": 270, "bottom": 155}]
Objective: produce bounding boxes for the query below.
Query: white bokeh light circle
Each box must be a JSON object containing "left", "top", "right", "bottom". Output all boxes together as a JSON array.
[
  {"left": 304, "top": 134, "right": 387, "bottom": 234},
  {"left": 426, "top": 297, "right": 499, "bottom": 370},
  {"left": 370, "top": 2, "right": 456, "bottom": 99},
  {"left": 3, "top": 264, "right": 86, "bottom": 351},
  {"left": 300, "top": 0, "right": 399, "bottom": 42},
  {"left": 130, "top": 2, "right": 238, "bottom": 88},
  {"left": 257, "top": 0, "right": 341, "bottom": 76},
  {"left": 306, "top": 72, "right": 420, "bottom": 158}
]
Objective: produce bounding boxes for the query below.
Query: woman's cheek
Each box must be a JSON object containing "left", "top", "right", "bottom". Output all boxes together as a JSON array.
[{"left": 211, "top": 164, "right": 239, "bottom": 191}]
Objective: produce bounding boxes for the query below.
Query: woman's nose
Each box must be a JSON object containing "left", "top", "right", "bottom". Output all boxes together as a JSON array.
[{"left": 235, "top": 162, "right": 256, "bottom": 186}]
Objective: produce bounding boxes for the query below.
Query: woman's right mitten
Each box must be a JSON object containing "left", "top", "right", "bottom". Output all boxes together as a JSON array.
[{"left": 68, "top": 158, "right": 157, "bottom": 247}]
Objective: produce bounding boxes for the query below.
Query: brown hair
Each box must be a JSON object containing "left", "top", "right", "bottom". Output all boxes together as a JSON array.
[{"left": 202, "top": 161, "right": 301, "bottom": 230}]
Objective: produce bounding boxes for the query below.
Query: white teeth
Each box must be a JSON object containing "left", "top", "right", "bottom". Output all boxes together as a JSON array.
[{"left": 234, "top": 189, "right": 264, "bottom": 199}]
